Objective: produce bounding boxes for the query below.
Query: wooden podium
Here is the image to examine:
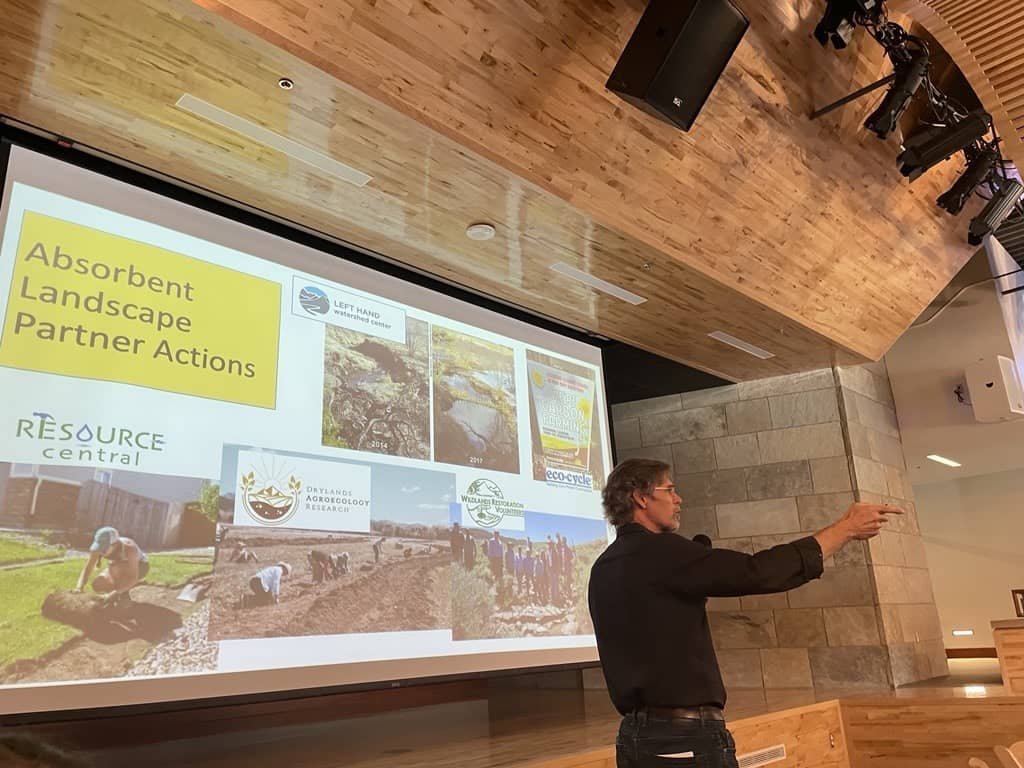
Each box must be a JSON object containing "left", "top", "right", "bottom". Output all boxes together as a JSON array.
[{"left": 993, "top": 619, "right": 1024, "bottom": 694}]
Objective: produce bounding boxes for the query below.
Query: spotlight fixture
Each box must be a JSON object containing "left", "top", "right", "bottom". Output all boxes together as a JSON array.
[
  {"left": 814, "top": 0, "right": 879, "bottom": 49},
  {"left": 968, "top": 178, "right": 1024, "bottom": 246},
  {"left": 864, "top": 48, "right": 929, "bottom": 139},
  {"left": 896, "top": 110, "right": 991, "bottom": 181},
  {"left": 936, "top": 147, "right": 998, "bottom": 215}
]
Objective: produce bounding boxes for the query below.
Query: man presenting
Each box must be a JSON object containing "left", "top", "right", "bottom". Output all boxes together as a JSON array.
[{"left": 589, "top": 458, "right": 901, "bottom": 768}]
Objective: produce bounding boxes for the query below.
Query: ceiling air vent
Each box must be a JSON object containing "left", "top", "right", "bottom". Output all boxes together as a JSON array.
[{"left": 737, "top": 743, "right": 787, "bottom": 768}]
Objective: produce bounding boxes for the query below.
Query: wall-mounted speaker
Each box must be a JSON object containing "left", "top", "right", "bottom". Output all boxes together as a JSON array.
[
  {"left": 606, "top": 0, "right": 749, "bottom": 131},
  {"left": 965, "top": 355, "right": 1024, "bottom": 422}
]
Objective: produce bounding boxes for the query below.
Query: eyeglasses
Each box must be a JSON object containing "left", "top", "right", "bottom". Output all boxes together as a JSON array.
[{"left": 652, "top": 485, "right": 678, "bottom": 494}]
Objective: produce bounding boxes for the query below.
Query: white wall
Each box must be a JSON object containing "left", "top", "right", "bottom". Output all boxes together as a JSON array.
[
  {"left": 915, "top": 469, "right": 1024, "bottom": 649},
  {"left": 988, "top": 237, "right": 1024, "bottom": 384},
  {"left": 887, "top": 262, "right": 1024, "bottom": 486}
]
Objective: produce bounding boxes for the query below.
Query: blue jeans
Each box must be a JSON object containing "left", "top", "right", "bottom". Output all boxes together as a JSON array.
[{"left": 616, "top": 712, "right": 739, "bottom": 768}]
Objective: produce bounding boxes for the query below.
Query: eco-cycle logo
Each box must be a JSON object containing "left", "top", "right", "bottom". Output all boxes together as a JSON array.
[
  {"left": 14, "top": 411, "right": 166, "bottom": 467},
  {"left": 460, "top": 478, "right": 525, "bottom": 528},
  {"left": 298, "top": 285, "right": 330, "bottom": 315}
]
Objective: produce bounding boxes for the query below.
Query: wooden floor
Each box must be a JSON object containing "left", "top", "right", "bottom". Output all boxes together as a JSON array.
[{"left": 70, "top": 663, "right": 1015, "bottom": 768}]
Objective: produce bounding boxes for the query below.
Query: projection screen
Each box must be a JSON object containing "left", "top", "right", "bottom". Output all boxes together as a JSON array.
[{"left": 0, "top": 144, "right": 613, "bottom": 714}]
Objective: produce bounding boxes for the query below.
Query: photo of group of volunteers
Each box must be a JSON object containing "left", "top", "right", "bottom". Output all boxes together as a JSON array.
[
  {"left": 207, "top": 464, "right": 453, "bottom": 641},
  {"left": 450, "top": 510, "right": 607, "bottom": 641},
  {"left": 0, "top": 462, "right": 217, "bottom": 685}
]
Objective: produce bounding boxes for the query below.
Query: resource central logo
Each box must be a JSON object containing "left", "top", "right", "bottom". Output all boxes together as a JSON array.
[{"left": 14, "top": 411, "right": 166, "bottom": 468}]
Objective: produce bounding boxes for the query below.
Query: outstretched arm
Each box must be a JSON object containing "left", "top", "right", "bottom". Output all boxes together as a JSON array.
[
  {"left": 667, "top": 502, "right": 902, "bottom": 598},
  {"left": 814, "top": 502, "right": 903, "bottom": 558}
]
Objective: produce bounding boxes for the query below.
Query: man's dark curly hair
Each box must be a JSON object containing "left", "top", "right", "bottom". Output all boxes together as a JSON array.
[{"left": 602, "top": 458, "right": 670, "bottom": 527}]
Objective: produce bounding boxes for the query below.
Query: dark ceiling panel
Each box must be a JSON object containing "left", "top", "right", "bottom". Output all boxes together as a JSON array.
[{"left": 602, "top": 343, "right": 728, "bottom": 405}]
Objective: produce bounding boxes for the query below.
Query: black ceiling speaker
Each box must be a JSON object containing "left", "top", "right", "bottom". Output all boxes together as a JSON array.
[{"left": 606, "top": 0, "right": 750, "bottom": 131}]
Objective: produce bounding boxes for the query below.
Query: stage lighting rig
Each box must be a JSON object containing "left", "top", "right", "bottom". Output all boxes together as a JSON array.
[
  {"left": 806, "top": 1, "right": 1018, "bottom": 247},
  {"left": 896, "top": 110, "right": 991, "bottom": 181},
  {"left": 864, "top": 46, "right": 929, "bottom": 139},
  {"left": 814, "top": 0, "right": 881, "bottom": 49},
  {"left": 968, "top": 179, "right": 1024, "bottom": 246},
  {"left": 936, "top": 146, "right": 999, "bottom": 215}
]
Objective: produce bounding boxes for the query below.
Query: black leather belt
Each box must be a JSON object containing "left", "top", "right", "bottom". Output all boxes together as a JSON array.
[{"left": 640, "top": 705, "right": 725, "bottom": 722}]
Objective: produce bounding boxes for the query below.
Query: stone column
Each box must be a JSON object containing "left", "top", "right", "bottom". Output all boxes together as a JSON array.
[{"left": 837, "top": 362, "right": 948, "bottom": 686}]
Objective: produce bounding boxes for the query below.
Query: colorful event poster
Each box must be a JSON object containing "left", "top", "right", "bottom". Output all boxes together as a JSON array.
[{"left": 525, "top": 350, "right": 605, "bottom": 491}]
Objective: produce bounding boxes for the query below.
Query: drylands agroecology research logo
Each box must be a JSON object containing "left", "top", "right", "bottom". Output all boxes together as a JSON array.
[
  {"left": 299, "top": 286, "right": 330, "bottom": 315},
  {"left": 240, "top": 469, "right": 303, "bottom": 526}
]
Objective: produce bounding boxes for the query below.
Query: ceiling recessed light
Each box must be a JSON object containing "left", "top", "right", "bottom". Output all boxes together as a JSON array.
[
  {"left": 927, "top": 454, "right": 962, "bottom": 468},
  {"left": 175, "top": 94, "right": 373, "bottom": 187},
  {"left": 277, "top": 77, "right": 295, "bottom": 90},
  {"left": 952, "top": 629, "right": 975, "bottom": 637},
  {"left": 548, "top": 262, "right": 647, "bottom": 305},
  {"left": 708, "top": 330, "right": 775, "bottom": 359},
  {"left": 465, "top": 223, "right": 496, "bottom": 241}
]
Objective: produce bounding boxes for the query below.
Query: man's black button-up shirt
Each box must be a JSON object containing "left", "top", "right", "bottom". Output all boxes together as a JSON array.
[{"left": 588, "top": 523, "right": 824, "bottom": 714}]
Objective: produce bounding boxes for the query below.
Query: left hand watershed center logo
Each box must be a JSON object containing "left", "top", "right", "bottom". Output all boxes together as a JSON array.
[
  {"left": 298, "top": 285, "right": 330, "bottom": 316},
  {"left": 240, "top": 466, "right": 303, "bottom": 526}
]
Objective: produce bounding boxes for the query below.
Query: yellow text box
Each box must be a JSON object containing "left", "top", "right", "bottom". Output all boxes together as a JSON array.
[{"left": 0, "top": 211, "right": 280, "bottom": 407}]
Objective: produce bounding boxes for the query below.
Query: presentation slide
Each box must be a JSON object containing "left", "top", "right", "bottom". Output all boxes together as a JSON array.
[{"left": 0, "top": 146, "right": 613, "bottom": 714}]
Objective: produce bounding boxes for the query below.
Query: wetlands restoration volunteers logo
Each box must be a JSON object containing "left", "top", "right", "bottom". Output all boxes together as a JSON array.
[
  {"left": 240, "top": 469, "right": 302, "bottom": 526},
  {"left": 461, "top": 478, "right": 525, "bottom": 528},
  {"left": 0, "top": 211, "right": 281, "bottom": 408}
]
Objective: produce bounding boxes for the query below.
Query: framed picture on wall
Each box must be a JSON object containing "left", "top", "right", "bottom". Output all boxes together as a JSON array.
[{"left": 1013, "top": 589, "right": 1024, "bottom": 618}]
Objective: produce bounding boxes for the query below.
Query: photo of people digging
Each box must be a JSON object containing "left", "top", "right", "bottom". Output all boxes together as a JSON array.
[
  {"left": 207, "top": 525, "right": 449, "bottom": 640},
  {"left": 0, "top": 463, "right": 218, "bottom": 685},
  {"left": 208, "top": 466, "right": 454, "bottom": 641}
]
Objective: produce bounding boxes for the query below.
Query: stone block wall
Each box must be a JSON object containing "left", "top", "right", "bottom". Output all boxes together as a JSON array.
[{"left": 608, "top": 364, "right": 946, "bottom": 694}]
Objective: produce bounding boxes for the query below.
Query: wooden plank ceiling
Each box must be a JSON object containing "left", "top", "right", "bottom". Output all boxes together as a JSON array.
[{"left": 0, "top": 0, "right": 977, "bottom": 380}]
